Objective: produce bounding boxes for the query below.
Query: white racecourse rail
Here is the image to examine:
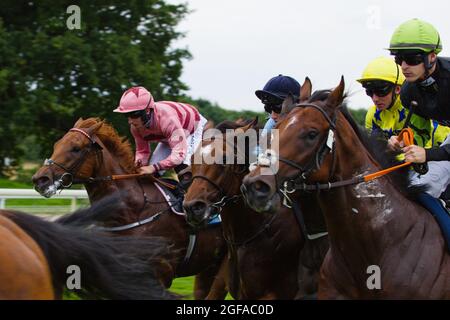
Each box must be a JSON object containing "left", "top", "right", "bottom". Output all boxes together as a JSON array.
[{"left": 0, "top": 188, "right": 88, "bottom": 214}]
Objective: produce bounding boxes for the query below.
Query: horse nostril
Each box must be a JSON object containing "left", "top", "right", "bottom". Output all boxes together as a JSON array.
[
  {"left": 192, "top": 201, "right": 206, "bottom": 215},
  {"left": 253, "top": 180, "right": 271, "bottom": 196},
  {"left": 33, "top": 176, "right": 51, "bottom": 189},
  {"left": 184, "top": 201, "right": 207, "bottom": 219}
]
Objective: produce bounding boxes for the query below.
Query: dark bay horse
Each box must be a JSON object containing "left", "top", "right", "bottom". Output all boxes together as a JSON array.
[
  {"left": 183, "top": 115, "right": 322, "bottom": 299},
  {"left": 0, "top": 202, "right": 173, "bottom": 300},
  {"left": 32, "top": 118, "right": 228, "bottom": 299},
  {"left": 243, "top": 77, "right": 450, "bottom": 299}
]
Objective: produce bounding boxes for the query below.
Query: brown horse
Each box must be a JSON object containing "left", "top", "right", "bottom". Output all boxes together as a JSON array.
[
  {"left": 183, "top": 113, "right": 325, "bottom": 299},
  {"left": 0, "top": 201, "right": 174, "bottom": 300},
  {"left": 243, "top": 77, "right": 450, "bottom": 299},
  {"left": 32, "top": 118, "right": 228, "bottom": 299}
]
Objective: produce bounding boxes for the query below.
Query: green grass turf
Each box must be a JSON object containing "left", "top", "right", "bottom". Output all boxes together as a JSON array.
[{"left": 63, "top": 276, "right": 233, "bottom": 300}]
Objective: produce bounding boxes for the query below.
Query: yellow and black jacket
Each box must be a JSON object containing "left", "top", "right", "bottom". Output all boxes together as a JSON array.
[{"left": 365, "top": 96, "right": 449, "bottom": 148}]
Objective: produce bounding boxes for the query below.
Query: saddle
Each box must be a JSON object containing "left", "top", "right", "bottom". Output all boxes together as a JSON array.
[
  {"left": 154, "top": 178, "right": 222, "bottom": 226},
  {"left": 154, "top": 178, "right": 185, "bottom": 215}
]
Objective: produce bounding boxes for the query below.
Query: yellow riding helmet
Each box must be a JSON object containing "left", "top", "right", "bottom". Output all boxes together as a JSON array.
[{"left": 357, "top": 56, "right": 405, "bottom": 85}]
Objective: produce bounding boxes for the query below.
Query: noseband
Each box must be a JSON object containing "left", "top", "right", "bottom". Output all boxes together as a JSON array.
[{"left": 190, "top": 175, "right": 241, "bottom": 215}]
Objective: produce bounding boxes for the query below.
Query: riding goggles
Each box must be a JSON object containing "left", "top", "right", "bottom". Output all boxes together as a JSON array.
[
  {"left": 363, "top": 81, "right": 394, "bottom": 97},
  {"left": 394, "top": 54, "right": 424, "bottom": 66},
  {"left": 264, "top": 103, "right": 282, "bottom": 114},
  {"left": 261, "top": 94, "right": 284, "bottom": 114},
  {"left": 124, "top": 110, "right": 145, "bottom": 119}
]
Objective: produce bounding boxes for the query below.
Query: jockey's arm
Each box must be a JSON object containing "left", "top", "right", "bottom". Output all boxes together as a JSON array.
[
  {"left": 151, "top": 117, "right": 188, "bottom": 172},
  {"left": 131, "top": 126, "right": 151, "bottom": 167},
  {"left": 425, "top": 143, "right": 450, "bottom": 162}
]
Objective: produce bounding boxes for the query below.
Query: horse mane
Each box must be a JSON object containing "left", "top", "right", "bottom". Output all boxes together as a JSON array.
[
  {"left": 215, "top": 118, "right": 257, "bottom": 131},
  {"left": 75, "top": 118, "right": 137, "bottom": 173},
  {"left": 310, "top": 89, "right": 332, "bottom": 102},
  {"left": 215, "top": 120, "right": 245, "bottom": 133},
  {"left": 4, "top": 203, "right": 174, "bottom": 299},
  {"left": 214, "top": 119, "right": 259, "bottom": 166}
]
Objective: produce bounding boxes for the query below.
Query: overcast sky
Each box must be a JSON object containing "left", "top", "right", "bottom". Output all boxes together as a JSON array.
[{"left": 168, "top": 0, "right": 450, "bottom": 112}]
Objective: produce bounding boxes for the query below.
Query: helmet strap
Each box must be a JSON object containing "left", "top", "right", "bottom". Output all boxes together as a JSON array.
[
  {"left": 143, "top": 109, "right": 153, "bottom": 129},
  {"left": 388, "top": 86, "right": 398, "bottom": 109},
  {"left": 422, "top": 53, "right": 438, "bottom": 79},
  {"left": 142, "top": 96, "right": 154, "bottom": 128},
  {"left": 388, "top": 65, "right": 400, "bottom": 109}
]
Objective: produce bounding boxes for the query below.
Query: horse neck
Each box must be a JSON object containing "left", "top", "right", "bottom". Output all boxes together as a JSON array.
[
  {"left": 219, "top": 174, "right": 267, "bottom": 240},
  {"left": 317, "top": 122, "right": 421, "bottom": 260},
  {"left": 221, "top": 198, "right": 267, "bottom": 242},
  {"left": 84, "top": 141, "right": 147, "bottom": 213}
]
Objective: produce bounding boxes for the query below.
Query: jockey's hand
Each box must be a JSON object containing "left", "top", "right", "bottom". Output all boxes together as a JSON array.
[
  {"left": 138, "top": 165, "right": 156, "bottom": 175},
  {"left": 402, "top": 145, "right": 426, "bottom": 163},
  {"left": 387, "top": 135, "right": 404, "bottom": 152},
  {"left": 135, "top": 159, "right": 143, "bottom": 168}
]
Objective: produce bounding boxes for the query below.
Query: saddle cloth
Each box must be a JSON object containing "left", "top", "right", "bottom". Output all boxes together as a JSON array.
[{"left": 417, "top": 192, "right": 450, "bottom": 253}]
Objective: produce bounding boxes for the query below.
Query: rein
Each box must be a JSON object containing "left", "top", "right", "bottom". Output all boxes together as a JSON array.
[
  {"left": 45, "top": 128, "right": 176, "bottom": 190},
  {"left": 191, "top": 175, "right": 242, "bottom": 213},
  {"left": 192, "top": 173, "right": 280, "bottom": 247},
  {"left": 269, "top": 103, "right": 415, "bottom": 199}
]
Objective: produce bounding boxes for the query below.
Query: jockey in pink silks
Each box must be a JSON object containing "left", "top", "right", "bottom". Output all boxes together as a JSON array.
[{"left": 113, "top": 86, "right": 207, "bottom": 188}]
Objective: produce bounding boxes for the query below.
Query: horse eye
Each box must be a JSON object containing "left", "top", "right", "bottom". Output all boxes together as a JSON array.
[
  {"left": 72, "top": 146, "right": 81, "bottom": 153},
  {"left": 307, "top": 131, "right": 319, "bottom": 140}
]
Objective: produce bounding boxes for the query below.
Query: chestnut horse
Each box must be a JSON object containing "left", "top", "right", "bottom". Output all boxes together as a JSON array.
[
  {"left": 32, "top": 118, "right": 228, "bottom": 299},
  {"left": 0, "top": 202, "right": 174, "bottom": 300},
  {"left": 183, "top": 114, "right": 326, "bottom": 299},
  {"left": 243, "top": 77, "right": 450, "bottom": 299}
]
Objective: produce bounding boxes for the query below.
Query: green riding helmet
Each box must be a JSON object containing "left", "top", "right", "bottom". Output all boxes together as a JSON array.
[{"left": 388, "top": 18, "right": 442, "bottom": 54}]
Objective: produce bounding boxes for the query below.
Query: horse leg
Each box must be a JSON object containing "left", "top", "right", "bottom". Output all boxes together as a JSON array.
[
  {"left": 194, "top": 258, "right": 228, "bottom": 300},
  {"left": 259, "top": 293, "right": 277, "bottom": 300},
  {"left": 204, "top": 256, "right": 229, "bottom": 300},
  {"left": 295, "top": 264, "right": 318, "bottom": 299}
]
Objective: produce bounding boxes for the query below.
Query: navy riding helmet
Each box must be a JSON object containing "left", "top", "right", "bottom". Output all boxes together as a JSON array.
[{"left": 255, "top": 74, "right": 301, "bottom": 104}]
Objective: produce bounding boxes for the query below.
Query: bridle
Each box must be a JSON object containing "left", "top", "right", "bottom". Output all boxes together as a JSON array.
[
  {"left": 259, "top": 101, "right": 414, "bottom": 208},
  {"left": 191, "top": 175, "right": 242, "bottom": 216},
  {"left": 273, "top": 102, "right": 339, "bottom": 206},
  {"left": 43, "top": 128, "right": 104, "bottom": 188},
  {"left": 190, "top": 139, "right": 282, "bottom": 247}
]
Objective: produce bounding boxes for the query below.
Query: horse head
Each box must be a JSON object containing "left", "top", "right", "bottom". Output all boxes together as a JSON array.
[
  {"left": 32, "top": 117, "right": 134, "bottom": 198},
  {"left": 242, "top": 77, "right": 346, "bottom": 212},
  {"left": 183, "top": 119, "right": 258, "bottom": 227}
]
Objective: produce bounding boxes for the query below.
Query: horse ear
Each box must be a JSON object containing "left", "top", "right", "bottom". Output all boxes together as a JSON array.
[
  {"left": 74, "top": 118, "right": 84, "bottom": 128},
  {"left": 326, "top": 76, "right": 345, "bottom": 109},
  {"left": 87, "top": 120, "right": 104, "bottom": 135},
  {"left": 240, "top": 117, "right": 258, "bottom": 132},
  {"left": 204, "top": 120, "right": 214, "bottom": 132},
  {"left": 280, "top": 94, "right": 296, "bottom": 115},
  {"left": 299, "top": 77, "right": 312, "bottom": 102}
]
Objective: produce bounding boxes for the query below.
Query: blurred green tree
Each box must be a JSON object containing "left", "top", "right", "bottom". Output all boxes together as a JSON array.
[{"left": 0, "top": 0, "right": 190, "bottom": 175}]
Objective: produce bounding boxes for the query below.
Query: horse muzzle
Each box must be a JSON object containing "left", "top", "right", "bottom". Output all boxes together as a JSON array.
[
  {"left": 183, "top": 199, "right": 213, "bottom": 228},
  {"left": 32, "top": 172, "right": 73, "bottom": 198},
  {"left": 241, "top": 175, "right": 278, "bottom": 213}
]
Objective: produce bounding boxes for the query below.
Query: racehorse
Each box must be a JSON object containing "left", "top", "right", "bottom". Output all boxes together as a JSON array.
[
  {"left": 0, "top": 201, "right": 174, "bottom": 300},
  {"left": 32, "top": 118, "right": 228, "bottom": 299},
  {"left": 184, "top": 93, "right": 328, "bottom": 299},
  {"left": 242, "top": 77, "right": 450, "bottom": 299}
]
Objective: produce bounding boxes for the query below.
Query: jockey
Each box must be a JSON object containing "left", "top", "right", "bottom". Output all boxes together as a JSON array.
[
  {"left": 357, "top": 56, "right": 450, "bottom": 148},
  {"left": 255, "top": 74, "right": 301, "bottom": 131},
  {"left": 387, "top": 18, "right": 450, "bottom": 250},
  {"left": 113, "top": 86, "right": 207, "bottom": 188},
  {"left": 387, "top": 18, "right": 450, "bottom": 160}
]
